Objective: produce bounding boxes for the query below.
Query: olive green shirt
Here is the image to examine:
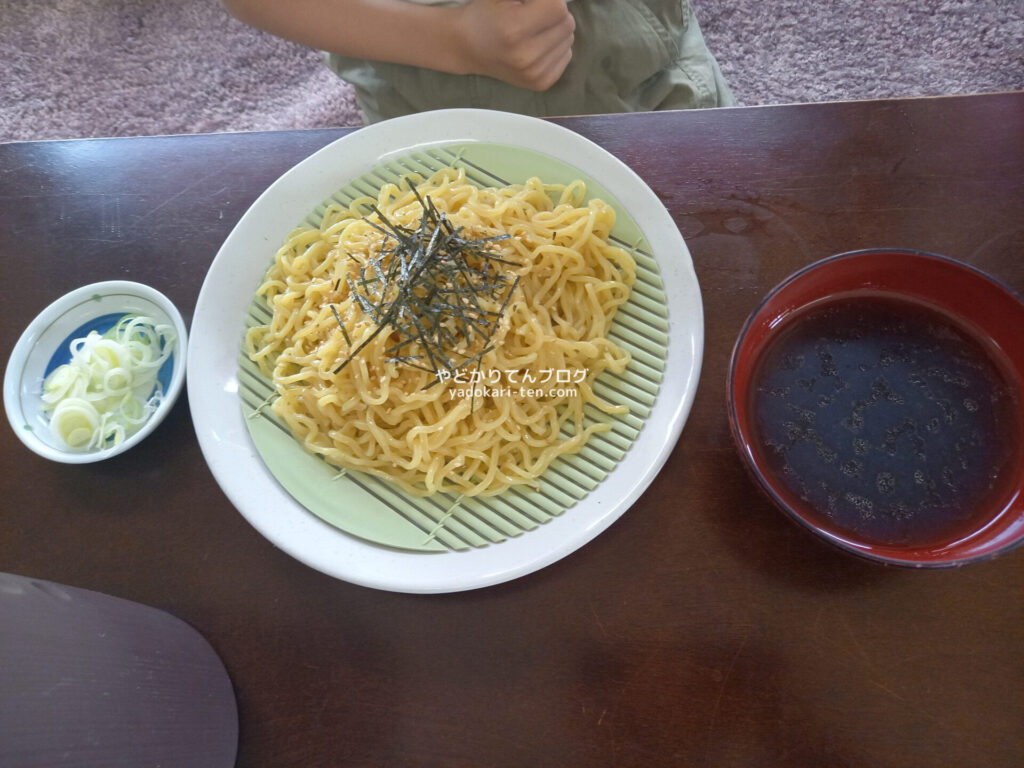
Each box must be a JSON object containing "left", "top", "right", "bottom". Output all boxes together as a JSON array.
[{"left": 326, "top": 0, "right": 734, "bottom": 123}]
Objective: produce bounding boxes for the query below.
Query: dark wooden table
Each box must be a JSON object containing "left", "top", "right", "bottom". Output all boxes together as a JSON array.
[{"left": 2, "top": 93, "right": 1022, "bottom": 767}]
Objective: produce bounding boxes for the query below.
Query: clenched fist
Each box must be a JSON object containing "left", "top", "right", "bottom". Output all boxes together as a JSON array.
[{"left": 453, "top": 0, "right": 575, "bottom": 91}]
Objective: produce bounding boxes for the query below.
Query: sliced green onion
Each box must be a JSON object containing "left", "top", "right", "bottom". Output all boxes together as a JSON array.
[{"left": 42, "top": 314, "right": 176, "bottom": 450}]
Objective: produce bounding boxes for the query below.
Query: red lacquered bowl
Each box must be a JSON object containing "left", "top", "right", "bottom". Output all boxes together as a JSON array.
[{"left": 728, "top": 249, "right": 1024, "bottom": 567}]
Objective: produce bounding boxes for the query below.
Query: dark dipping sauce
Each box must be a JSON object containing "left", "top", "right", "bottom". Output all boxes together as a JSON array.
[{"left": 750, "top": 292, "right": 1022, "bottom": 548}]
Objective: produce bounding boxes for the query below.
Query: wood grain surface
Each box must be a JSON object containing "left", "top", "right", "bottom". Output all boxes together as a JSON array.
[{"left": 1, "top": 93, "right": 1022, "bottom": 767}]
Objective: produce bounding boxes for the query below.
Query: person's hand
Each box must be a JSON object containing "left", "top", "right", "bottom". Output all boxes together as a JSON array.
[{"left": 453, "top": 0, "right": 575, "bottom": 91}]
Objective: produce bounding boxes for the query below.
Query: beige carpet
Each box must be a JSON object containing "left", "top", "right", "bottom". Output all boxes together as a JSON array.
[{"left": 1, "top": 0, "right": 1022, "bottom": 141}]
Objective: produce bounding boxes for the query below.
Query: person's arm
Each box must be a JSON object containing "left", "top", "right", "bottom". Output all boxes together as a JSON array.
[{"left": 222, "top": 0, "right": 575, "bottom": 91}]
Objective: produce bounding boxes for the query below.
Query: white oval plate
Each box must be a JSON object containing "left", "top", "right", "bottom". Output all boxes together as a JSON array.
[{"left": 188, "top": 109, "right": 702, "bottom": 593}]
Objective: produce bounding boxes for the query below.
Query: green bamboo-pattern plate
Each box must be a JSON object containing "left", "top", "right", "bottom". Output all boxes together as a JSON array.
[{"left": 239, "top": 143, "right": 668, "bottom": 552}]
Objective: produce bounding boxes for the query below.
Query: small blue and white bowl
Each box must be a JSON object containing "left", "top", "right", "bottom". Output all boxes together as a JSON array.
[{"left": 3, "top": 281, "right": 188, "bottom": 463}]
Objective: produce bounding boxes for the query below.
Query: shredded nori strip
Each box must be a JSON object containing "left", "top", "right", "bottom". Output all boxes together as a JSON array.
[
  {"left": 329, "top": 304, "right": 351, "bottom": 347},
  {"left": 332, "top": 192, "right": 520, "bottom": 381}
]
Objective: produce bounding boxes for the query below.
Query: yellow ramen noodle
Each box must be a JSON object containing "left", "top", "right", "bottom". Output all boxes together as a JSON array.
[{"left": 247, "top": 168, "right": 636, "bottom": 496}]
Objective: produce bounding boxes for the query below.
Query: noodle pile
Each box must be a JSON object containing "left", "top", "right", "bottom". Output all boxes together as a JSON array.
[{"left": 246, "top": 168, "right": 636, "bottom": 496}]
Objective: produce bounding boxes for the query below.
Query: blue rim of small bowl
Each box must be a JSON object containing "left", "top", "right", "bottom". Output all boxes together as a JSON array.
[
  {"left": 726, "top": 248, "right": 1024, "bottom": 568},
  {"left": 3, "top": 281, "right": 189, "bottom": 464}
]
